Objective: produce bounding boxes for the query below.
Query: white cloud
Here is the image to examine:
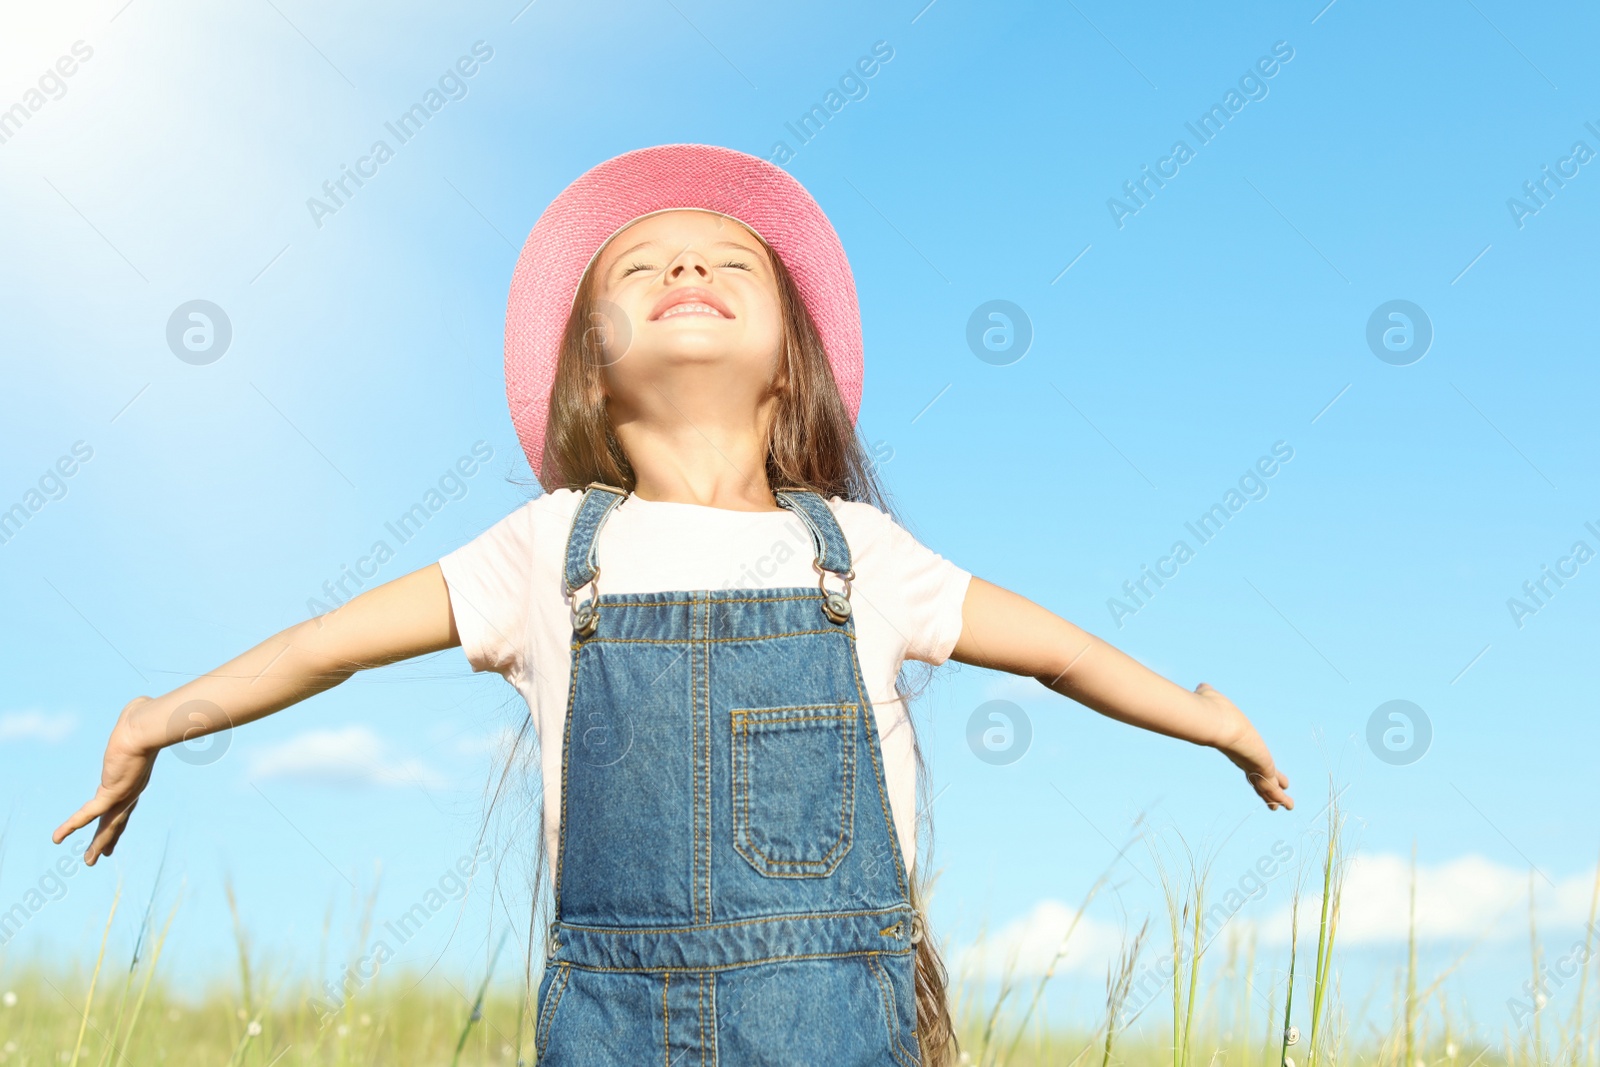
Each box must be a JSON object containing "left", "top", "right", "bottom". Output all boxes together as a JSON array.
[
  {"left": 246, "top": 725, "right": 445, "bottom": 789},
  {"left": 1261, "top": 852, "right": 1599, "bottom": 945},
  {"left": 948, "top": 852, "right": 1600, "bottom": 983},
  {"left": 950, "top": 899, "right": 1128, "bottom": 980},
  {"left": 0, "top": 710, "right": 77, "bottom": 743}
]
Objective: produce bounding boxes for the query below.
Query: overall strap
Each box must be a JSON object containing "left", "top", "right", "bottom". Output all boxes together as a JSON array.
[
  {"left": 562, "top": 483, "right": 628, "bottom": 594},
  {"left": 773, "top": 488, "right": 853, "bottom": 577}
]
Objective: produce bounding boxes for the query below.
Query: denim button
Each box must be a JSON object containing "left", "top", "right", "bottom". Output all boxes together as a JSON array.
[{"left": 822, "top": 591, "right": 852, "bottom": 623}]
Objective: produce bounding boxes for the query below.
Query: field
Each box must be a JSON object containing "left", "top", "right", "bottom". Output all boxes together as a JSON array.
[{"left": 0, "top": 790, "right": 1587, "bottom": 1066}]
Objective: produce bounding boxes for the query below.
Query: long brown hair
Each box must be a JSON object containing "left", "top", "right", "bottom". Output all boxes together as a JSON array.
[{"left": 532, "top": 225, "right": 958, "bottom": 1064}]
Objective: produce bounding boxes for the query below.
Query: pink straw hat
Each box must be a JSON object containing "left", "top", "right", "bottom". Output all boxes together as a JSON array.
[{"left": 504, "top": 143, "right": 864, "bottom": 477}]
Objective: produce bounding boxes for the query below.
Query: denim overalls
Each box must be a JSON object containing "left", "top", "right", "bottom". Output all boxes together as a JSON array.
[{"left": 533, "top": 484, "right": 925, "bottom": 1066}]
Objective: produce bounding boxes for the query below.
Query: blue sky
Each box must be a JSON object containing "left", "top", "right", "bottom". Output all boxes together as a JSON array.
[{"left": 3, "top": 0, "right": 1598, "bottom": 1036}]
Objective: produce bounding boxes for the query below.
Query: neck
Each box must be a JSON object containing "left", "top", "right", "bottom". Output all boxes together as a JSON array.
[{"left": 611, "top": 388, "right": 780, "bottom": 512}]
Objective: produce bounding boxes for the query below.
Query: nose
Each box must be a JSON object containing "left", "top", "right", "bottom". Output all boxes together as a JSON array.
[{"left": 664, "top": 247, "right": 711, "bottom": 282}]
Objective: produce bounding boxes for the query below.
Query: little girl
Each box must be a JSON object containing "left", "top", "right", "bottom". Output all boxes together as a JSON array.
[{"left": 56, "top": 144, "right": 1292, "bottom": 1066}]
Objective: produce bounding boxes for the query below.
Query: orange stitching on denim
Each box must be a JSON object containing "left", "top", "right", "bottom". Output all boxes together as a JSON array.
[
  {"left": 535, "top": 963, "right": 570, "bottom": 1058},
  {"left": 700, "top": 594, "right": 712, "bottom": 922},
  {"left": 689, "top": 594, "right": 704, "bottom": 925},
  {"left": 730, "top": 705, "right": 857, "bottom": 875},
  {"left": 563, "top": 488, "right": 625, "bottom": 593},
  {"left": 866, "top": 959, "right": 894, "bottom": 1052},
  {"left": 700, "top": 598, "right": 707, "bottom": 921},
  {"left": 842, "top": 618, "right": 911, "bottom": 901},
  {"left": 582, "top": 629, "right": 854, "bottom": 646},
  {"left": 732, "top": 704, "right": 854, "bottom": 715},
  {"left": 662, "top": 971, "right": 670, "bottom": 1065},
  {"left": 568, "top": 597, "right": 858, "bottom": 647},
  {"left": 553, "top": 904, "right": 910, "bottom": 936},
  {"left": 534, "top": 969, "right": 552, "bottom": 1055},
  {"left": 866, "top": 957, "right": 921, "bottom": 1067},
  {"left": 892, "top": 970, "right": 924, "bottom": 1067},
  {"left": 698, "top": 594, "right": 712, "bottom": 923},
  {"left": 775, "top": 490, "right": 855, "bottom": 578},
  {"left": 552, "top": 642, "right": 586, "bottom": 914},
  {"left": 733, "top": 714, "right": 851, "bottom": 727},
  {"left": 732, "top": 713, "right": 857, "bottom": 870},
  {"left": 554, "top": 947, "right": 915, "bottom": 976},
  {"left": 734, "top": 709, "right": 853, "bottom": 870},
  {"left": 707, "top": 971, "right": 718, "bottom": 1064},
  {"left": 560, "top": 493, "right": 589, "bottom": 592},
  {"left": 586, "top": 593, "right": 821, "bottom": 606}
]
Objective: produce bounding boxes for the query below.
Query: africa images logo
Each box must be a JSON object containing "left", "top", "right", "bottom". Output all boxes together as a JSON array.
[
  {"left": 1106, "top": 41, "right": 1295, "bottom": 229},
  {"left": 305, "top": 41, "right": 495, "bottom": 229},
  {"left": 1107, "top": 441, "right": 1295, "bottom": 628}
]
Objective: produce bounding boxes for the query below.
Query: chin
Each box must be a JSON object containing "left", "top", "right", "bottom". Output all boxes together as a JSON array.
[
  {"left": 647, "top": 337, "right": 765, "bottom": 365},
  {"left": 614, "top": 345, "right": 779, "bottom": 392}
]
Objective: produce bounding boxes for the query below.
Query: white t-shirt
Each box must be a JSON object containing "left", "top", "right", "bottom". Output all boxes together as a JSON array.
[{"left": 437, "top": 489, "right": 972, "bottom": 877}]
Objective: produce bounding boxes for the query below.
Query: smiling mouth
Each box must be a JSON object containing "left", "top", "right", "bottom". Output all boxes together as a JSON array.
[{"left": 655, "top": 302, "right": 729, "bottom": 321}]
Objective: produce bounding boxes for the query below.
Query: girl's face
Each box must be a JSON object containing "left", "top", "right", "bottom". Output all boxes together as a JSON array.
[{"left": 588, "top": 209, "right": 785, "bottom": 419}]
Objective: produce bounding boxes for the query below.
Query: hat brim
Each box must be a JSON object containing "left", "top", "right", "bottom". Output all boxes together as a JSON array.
[{"left": 504, "top": 143, "right": 864, "bottom": 478}]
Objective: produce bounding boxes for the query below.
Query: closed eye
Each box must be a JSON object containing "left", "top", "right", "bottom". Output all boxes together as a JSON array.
[{"left": 619, "top": 258, "right": 753, "bottom": 279}]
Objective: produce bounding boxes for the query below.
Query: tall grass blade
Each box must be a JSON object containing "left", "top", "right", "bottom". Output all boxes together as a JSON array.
[
  {"left": 69, "top": 879, "right": 121, "bottom": 1067},
  {"left": 1306, "top": 782, "right": 1345, "bottom": 1067},
  {"left": 1101, "top": 920, "right": 1150, "bottom": 1067},
  {"left": 996, "top": 864, "right": 1114, "bottom": 1066},
  {"left": 452, "top": 928, "right": 510, "bottom": 1067},
  {"left": 1280, "top": 887, "right": 1300, "bottom": 1067}
]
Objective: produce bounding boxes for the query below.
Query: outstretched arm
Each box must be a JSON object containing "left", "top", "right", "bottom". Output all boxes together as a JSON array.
[
  {"left": 53, "top": 563, "right": 460, "bottom": 864},
  {"left": 949, "top": 577, "right": 1293, "bottom": 810}
]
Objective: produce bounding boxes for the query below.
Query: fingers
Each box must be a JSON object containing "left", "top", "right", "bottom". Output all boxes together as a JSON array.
[
  {"left": 1260, "top": 777, "right": 1294, "bottom": 811},
  {"left": 85, "top": 795, "right": 141, "bottom": 865},
  {"left": 1270, "top": 769, "right": 1294, "bottom": 810},
  {"left": 85, "top": 813, "right": 118, "bottom": 865},
  {"left": 1246, "top": 768, "right": 1295, "bottom": 811},
  {"left": 53, "top": 790, "right": 119, "bottom": 845},
  {"left": 85, "top": 814, "right": 111, "bottom": 865},
  {"left": 61, "top": 792, "right": 137, "bottom": 866}
]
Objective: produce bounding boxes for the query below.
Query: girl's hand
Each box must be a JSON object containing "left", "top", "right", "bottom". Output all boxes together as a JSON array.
[
  {"left": 49, "top": 565, "right": 461, "bottom": 866},
  {"left": 1197, "top": 682, "right": 1294, "bottom": 811},
  {"left": 53, "top": 695, "right": 161, "bottom": 865}
]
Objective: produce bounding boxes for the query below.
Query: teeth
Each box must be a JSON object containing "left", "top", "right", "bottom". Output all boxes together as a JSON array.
[{"left": 659, "top": 303, "right": 724, "bottom": 319}]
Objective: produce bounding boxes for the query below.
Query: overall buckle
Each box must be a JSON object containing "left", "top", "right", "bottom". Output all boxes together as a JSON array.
[
  {"left": 569, "top": 568, "right": 601, "bottom": 637},
  {"left": 814, "top": 559, "right": 855, "bottom": 624}
]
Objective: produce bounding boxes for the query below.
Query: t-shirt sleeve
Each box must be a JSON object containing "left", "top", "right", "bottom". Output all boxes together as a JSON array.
[
  {"left": 856, "top": 504, "right": 972, "bottom": 665},
  {"left": 436, "top": 503, "right": 535, "bottom": 682}
]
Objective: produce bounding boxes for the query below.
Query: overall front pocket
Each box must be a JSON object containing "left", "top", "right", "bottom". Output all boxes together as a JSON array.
[
  {"left": 533, "top": 962, "right": 571, "bottom": 1060},
  {"left": 730, "top": 704, "right": 858, "bottom": 878}
]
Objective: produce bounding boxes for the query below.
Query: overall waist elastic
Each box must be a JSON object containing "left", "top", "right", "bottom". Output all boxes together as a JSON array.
[{"left": 550, "top": 906, "right": 918, "bottom": 972}]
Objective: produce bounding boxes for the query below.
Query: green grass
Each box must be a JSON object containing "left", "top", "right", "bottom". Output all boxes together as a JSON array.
[{"left": 0, "top": 785, "right": 1590, "bottom": 1066}]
